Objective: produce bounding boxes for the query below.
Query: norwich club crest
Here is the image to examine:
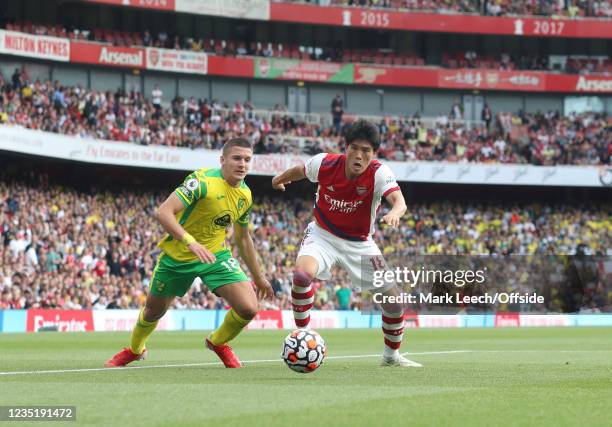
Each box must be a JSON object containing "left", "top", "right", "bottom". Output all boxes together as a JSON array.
[{"left": 213, "top": 211, "right": 232, "bottom": 228}]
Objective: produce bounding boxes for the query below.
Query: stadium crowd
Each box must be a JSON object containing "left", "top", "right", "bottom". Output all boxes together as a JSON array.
[
  {"left": 0, "top": 72, "right": 610, "bottom": 166},
  {"left": 6, "top": 22, "right": 610, "bottom": 75},
  {"left": 0, "top": 173, "right": 610, "bottom": 311}
]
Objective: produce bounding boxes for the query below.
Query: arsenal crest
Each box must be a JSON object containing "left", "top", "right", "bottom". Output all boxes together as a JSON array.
[
  {"left": 149, "top": 49, "right": 160, "bottom": 66},
  {"left": 356, "top": 186, "right": 367, "bottom": 195},
  {"left": 259, "top": 59, "right": 270, "bottom": 77}
]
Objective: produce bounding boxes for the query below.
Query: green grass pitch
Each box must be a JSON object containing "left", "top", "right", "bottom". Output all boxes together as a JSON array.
[{"left": 1, "top": 327, "right": 611, "bottom": 426}]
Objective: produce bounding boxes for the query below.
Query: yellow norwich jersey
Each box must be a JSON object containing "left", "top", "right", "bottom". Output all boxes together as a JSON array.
[{"left": 157, "top": 168, "right": 252, "bottom": 262}]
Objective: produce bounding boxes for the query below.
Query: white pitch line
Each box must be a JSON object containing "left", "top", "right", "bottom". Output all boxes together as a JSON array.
[
  {"left": 2, "top": 349, "right": 606, "bottom": 377},
  {"left": 457, "top": 349, "right": 612, "bottom": 353},
  {"left": 0, "top": 350, "right": 468, "bottom": 377},
  {"left": 403, "top": 350, "right": 473, "bottom": 356}
]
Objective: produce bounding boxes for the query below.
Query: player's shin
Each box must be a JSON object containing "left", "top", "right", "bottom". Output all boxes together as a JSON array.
[
  {"left": 209, "top": 308, "right": 251, "bottom": 346},
  {"left": 381, "top": 310, "right": 405, "bottom": 357},
  {"left": 130, "top": 308, "right": 159, "bottom": 354},
  {"left": 291, "top": 269, "right": 314, "bottom": 328}
]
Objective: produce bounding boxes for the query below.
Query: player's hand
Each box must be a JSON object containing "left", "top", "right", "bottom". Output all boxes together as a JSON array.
[
  {"left": 253, "top": 275, "right": 274, "bottom": 301},
  {"left": 188, "top": 242, "right": 216, "bottom": 264},
  {"left": 381, "top": 212, "right": 401, "bottom": 228},
  {"left": 272, "top": 175, "right": 290, "bottom": 191}
]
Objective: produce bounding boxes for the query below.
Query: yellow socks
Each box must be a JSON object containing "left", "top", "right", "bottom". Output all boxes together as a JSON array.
[
  {"left": 209, "top": 309, "right": 250, "bottom": 346},
  {"left": 129, "top": 307, "right": 249, "bottom": 353},
  {"left": 130, "top": 309, "right": 159, "bottom": 354}
]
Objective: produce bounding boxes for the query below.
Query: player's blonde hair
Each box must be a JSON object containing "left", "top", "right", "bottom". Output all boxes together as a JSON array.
[{"left": 222, "top": 137, "right": 252, "bottom": 156}]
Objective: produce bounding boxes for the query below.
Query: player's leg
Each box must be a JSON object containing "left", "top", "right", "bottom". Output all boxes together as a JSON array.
[
  {"left": 202, "top": 251, "right": 255, "bottom": 367},
  {"left": 293, "top": 222, "right": 336, "bottom": 328},
  {"left": 378, "top": 286, "right": 420, "bottom": 367},
  {"left": 105, "top": 254, "right": 188, "bottom": 367},
  {"left": 209, "top": 281, "right": 257, "bottom": 345},
  {"left": 130, "top": 293, "right": 174, "bottom": 355},
  {"left": 343, "top": 246, "right": 421, "bottom": 367},
  {"left": 292, "top": 255, "right": 318, "bottom": 328},
  {"left": 104, "top": 293, "right": 175, "bottom": 367}
]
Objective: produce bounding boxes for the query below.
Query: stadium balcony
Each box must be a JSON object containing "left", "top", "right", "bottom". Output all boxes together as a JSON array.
[{"left": 5, "top": 22, "right": 610, "bottom": 76}]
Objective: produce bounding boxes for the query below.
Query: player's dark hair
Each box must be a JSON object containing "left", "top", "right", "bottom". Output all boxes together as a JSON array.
[
  {"left": 344, "top": 119, "right": 380, "bottom": 151},
  {"left": 222, "top": 137, "right": 252, "bottom": 155}
]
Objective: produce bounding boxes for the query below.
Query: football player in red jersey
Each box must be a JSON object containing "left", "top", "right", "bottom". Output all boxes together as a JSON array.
[{"left": 272, "top": 119, "right": 421, "bottom": 367}]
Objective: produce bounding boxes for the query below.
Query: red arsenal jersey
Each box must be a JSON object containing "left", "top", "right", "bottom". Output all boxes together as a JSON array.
[{"left": 304, "top": 153, "right": 400, "bottom": 241}]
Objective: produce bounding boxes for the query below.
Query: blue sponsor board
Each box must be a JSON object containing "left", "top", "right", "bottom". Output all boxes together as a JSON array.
[
  {"left": 337, "top": 311, "right": 370, "bottom": 328},
  {"left": 171, "top": 310, "right": 218, "bottom": 331},
  {"left": 368, "top": 313, "right": 383, "bottom": 329},
  {"left": 0, "top": 310, "right": 3, "bottom": 332},
  {"left": 570, "top": 314, "right": 612, "bottom": 327},
  {"left": 2, "top": 310, "right": 27, "bottom": 333},
  {"left": 464, "top": 314, "right": 495, "bottom": 328}
]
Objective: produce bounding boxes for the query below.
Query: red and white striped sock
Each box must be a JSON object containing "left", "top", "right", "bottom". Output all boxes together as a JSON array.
[
  {"left": 382, "top": 310, "right": 405, "bottom": 357},
  {"left": 291, "top": 269, "right": 314, "bottom": 328}
]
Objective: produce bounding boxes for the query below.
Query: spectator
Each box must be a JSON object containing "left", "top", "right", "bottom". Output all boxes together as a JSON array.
[
  {"left": 335, "top": 282, "right": 352, "bottom": 310},
  {"left": 482, "top": 104, "right": 493, "bottom": 130},
  {"left": 53, "top": 86, "right": 67, "bottom": 111},
  {"left": 0, "top": 288, "right": 13, "bottom": 309},
  {"left": 158, "top": 31, "right": 168, "bottom": 47},
  {"left": 331, "top": 93, "right": 344, "bottom": 134},
  {"left": 151, "top": 84, "right": 163, "bottom": 117},
  {"left": 450, "top": 100, "right": 462, "bottom": 121},
  {"left": 143, "top": 30, "right": 152, "bottom": 47},
  {"left": 11, "top": 68, "right": 22, "bottom": 90}
]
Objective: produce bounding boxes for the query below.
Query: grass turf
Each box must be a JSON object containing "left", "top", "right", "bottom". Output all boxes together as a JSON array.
[{"left": 1, "top": 327, "right": 611, "bottom": 426}]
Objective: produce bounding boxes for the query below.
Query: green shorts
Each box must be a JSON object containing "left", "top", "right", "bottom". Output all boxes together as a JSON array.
[{"left": 150, "top": 250, "right": 249, "bottom": 297}]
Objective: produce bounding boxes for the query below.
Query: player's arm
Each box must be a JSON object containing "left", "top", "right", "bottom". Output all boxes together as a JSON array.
[
  {"left": 233, "top": 224, "right": 274, "bottom": 300},
  {"left": 154, "top": 192, "right": 216, "bottom": 263},
  {"left": 376, "top": 164, "right": 405, "bottom": 228},
  {"left": 381, "top": 190, "right": 406, "bottom": 228},
  {"left": 272, "top": 152, "right": 326, "bottom": 190},
  {"left": 271, "top": 164, "right": 306, "bottom": 191}
]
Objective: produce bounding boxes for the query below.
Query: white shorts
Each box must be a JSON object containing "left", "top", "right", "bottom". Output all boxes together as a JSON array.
[{"left": 297, "top": 221, "right": 394, "bottom": 292}]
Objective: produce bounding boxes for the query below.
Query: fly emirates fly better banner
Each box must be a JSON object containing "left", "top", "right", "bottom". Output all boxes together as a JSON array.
[{"left": 0, "top": 125, "right": 610, "bottom": 188}]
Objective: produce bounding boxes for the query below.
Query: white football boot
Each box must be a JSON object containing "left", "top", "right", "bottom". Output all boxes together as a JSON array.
[{"left": 381, "top": 353, "right": 423, "bottom": 367}]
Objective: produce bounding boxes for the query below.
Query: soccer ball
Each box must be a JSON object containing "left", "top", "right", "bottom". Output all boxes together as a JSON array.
[{"left": 281, "top": 329, "right": 327, "bottom": 373}]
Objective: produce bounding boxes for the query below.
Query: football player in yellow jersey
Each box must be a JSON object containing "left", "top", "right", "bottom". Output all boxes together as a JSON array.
[{"left": 105, "top": 138, "right": 273, "bottom": 368}]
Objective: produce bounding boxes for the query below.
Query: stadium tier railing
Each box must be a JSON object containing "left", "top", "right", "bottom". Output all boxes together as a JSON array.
[{"left": 216, "top": 107, "right": 485, "bottom": 130}]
